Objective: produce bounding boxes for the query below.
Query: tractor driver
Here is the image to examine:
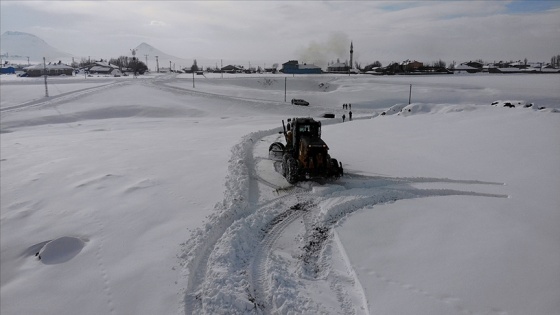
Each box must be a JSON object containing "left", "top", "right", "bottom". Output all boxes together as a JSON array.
[
  {"left": 299, "top": 125, "right": 311, "bottom": 135},
  {"left": 286, "top": 124, "right": 293, "bottom": 148}
]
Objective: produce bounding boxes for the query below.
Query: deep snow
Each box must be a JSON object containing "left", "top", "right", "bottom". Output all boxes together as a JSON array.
[{"left": 1, "top": 72, "right": 559, "bottom": 315}]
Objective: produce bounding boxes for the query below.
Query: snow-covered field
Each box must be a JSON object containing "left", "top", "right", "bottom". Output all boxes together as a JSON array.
[{"left": 1, "top": 72, "right": 559, "bottom": 315}]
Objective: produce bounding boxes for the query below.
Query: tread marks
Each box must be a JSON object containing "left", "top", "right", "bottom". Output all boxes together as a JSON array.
[
  {"left": 180, "top": 117, "right": 510, "bottom": 314},
  {"left": 181, "top": 129, "right": 281, "bottom": 314},
  {"left": 249, "top": 200, "right": 309, "bottom": 314}
]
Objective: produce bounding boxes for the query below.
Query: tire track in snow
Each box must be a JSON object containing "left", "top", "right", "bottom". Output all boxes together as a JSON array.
[
  {"left": 147, "top": 79, "right": 292, "bottom": 112},
  {"left": 296, "top": 175, "right": 508, "bottom": 315},
  {"left": 1, "top": 81, "right": 130, "bottom": 113},
  {"left": 248, "top": 201, "right": 308, "bottom": 314},
  {"left": 180, "top": 125, "right": 509, "bottom": 314},
  {"left": 90, "top": 211, "right": 117, "bottom": 315},
  {"left": 180, "top": 129, "right": 282, "bottom": 315}
]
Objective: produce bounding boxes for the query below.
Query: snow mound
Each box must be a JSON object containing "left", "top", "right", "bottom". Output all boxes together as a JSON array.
[
  {"left": 380, "top": 103, "right": 407, "bottom": 116},
  {"left": 397, "top": 103, "right": 479, "bottom": 116},
  {"left": 491, "top": 100, "right": 533, "bottom": 108},
  {"left": 37, "top": 236, "right": 86, "bottom": 265},
  {"left": 380, "top": 101, "right": 557, "bottom": 117},
  {"left": 490, "top": 100, "right": 559, "bottom": 111},
  {"left": 381, "top": 103, "right": 479, "bottom": 116}
]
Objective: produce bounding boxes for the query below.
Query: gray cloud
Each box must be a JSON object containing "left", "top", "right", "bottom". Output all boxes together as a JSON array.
[{"left": 1, "top": 1, "right": 559, "bottom": 65}]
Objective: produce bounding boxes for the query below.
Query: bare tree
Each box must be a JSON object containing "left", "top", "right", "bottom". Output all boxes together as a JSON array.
[
  {"left": 433, "top": 59, "right": 446, "bottom": 68},
  {"left": 363, "top": 61, "right": 382, "bottom": 72},
  {"left": 78, "top": 57, "right": 90, "bottom": 68},
  {"left": 109, "top": 56, "right": 129, "bottom": 71}
]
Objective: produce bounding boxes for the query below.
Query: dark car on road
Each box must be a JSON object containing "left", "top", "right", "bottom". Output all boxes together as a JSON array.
[{"left": 291, "top": 99, "right": 309, "bottom": 106}]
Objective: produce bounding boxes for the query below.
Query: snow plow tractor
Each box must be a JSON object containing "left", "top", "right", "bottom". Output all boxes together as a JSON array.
[{"left": 269, "top": 117, "right": 343, "bottom": 184}]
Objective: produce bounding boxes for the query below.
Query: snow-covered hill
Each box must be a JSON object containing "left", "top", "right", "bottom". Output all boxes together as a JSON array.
[
  {"left": 1, "top": 73, "right": 559, "bottom": 315},
  {"left": 132, "top": 42, "right": 192, "bottom": 71},
  {"left": 0, "top": 31, "right": 72, "bottom": 63}
]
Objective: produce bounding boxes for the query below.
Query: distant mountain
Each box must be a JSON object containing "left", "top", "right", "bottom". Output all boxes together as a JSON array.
[
  {"left": 1, "top": 31, "right": 72, "bottom": 62},
  {"left": 132, "top": 42, "right": 192, "bottom": 71}
]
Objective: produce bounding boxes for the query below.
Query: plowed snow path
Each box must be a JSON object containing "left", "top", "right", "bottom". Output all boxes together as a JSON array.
[{"left": 180, "top": 130, "right": 507, "bottom": 314}]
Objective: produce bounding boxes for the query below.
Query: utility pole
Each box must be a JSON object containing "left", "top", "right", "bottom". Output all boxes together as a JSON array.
[
  {"left": 43, "top": 57, "right": 49, "bottom": 97},
  {"left": 284, "top": 77, "right": 287, "bottom": 102},
  {"left": 131, "top": 49, "right": 137, "bottom": 77},
  {"left": 144, "top": 54, "right": 148, "bottom": 70},
  {"left": 27, "top": 56, "right": 30, "bottom": 66},
  {"left": 155, "top": 56, "right": 159, "bottom": 73},
  {"left": 221, "top": 59, "right": 223, "bottom": 79},
  {"left": 408, "top": 84, "right": 412, "bottom": 104}
]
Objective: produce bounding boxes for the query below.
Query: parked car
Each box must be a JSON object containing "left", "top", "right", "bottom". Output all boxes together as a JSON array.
[{"left": 291, "top": 99, "right": 309, "bottom": 106}]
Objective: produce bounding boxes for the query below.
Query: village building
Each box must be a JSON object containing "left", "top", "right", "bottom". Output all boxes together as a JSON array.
[
  {"left": 87, "top": 61, "right": 122, "bottom": 76},
  {"left": 454, "top": 63, "right": 481, "bottom": 73},
  {"left": 264, "top": 64, "right": 278, "bottom": 73},
  {"left": 220, "top": 65, "right": 244, "bottom": 73},
  {"left": 1, "top": 66, "right": 16, "bottom": 74},
  {"left": 281, "top": 60, "right": 322, "bottom": 74},
  {"left": 327, "top": 42, "right": 357, "bottom": 73},
  {"left": 401, "top": 60, "right": 424, "bottom": 71},
  {"left": 158, "top": 67, "right": 173, "bottom": 73},
  {"left": 327, "top": 62, "right": 350, "bottom": 73}
]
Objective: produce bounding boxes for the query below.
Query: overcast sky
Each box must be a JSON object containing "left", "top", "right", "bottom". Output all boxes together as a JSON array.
[{"left": 1, "top": 1, "right": 559, "bottom": 67}]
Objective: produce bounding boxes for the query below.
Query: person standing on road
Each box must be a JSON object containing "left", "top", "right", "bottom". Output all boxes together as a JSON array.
[
  {"left": 349, "top": 111, "right": 353, "bottom": 121},
  {"left": 342, "top": 114, "right": 346, "bottom": 122}
]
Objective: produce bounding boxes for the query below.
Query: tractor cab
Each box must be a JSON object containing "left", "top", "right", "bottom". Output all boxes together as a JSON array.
[{"left": 286, "top": 118, "right": 322, "bottom": 151}]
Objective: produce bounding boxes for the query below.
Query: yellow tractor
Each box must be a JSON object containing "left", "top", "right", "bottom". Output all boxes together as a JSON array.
[{"left": 269, "top": 117, "right": 343, "bottom": 184}]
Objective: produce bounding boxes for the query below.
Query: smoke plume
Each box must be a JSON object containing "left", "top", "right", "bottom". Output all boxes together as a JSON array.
[{"left": 296, "top": 32, "right": 350, "bottom": 68}]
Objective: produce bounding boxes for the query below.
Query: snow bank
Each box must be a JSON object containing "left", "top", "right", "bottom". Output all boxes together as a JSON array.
[{"left": 1, "top": 73, "right": 558, "bottom": 315}]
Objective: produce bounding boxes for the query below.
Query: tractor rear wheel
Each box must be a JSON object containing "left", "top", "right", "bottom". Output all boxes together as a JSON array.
[{"left": 281, "top": 153, "right": 289, "bottom": 177}]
